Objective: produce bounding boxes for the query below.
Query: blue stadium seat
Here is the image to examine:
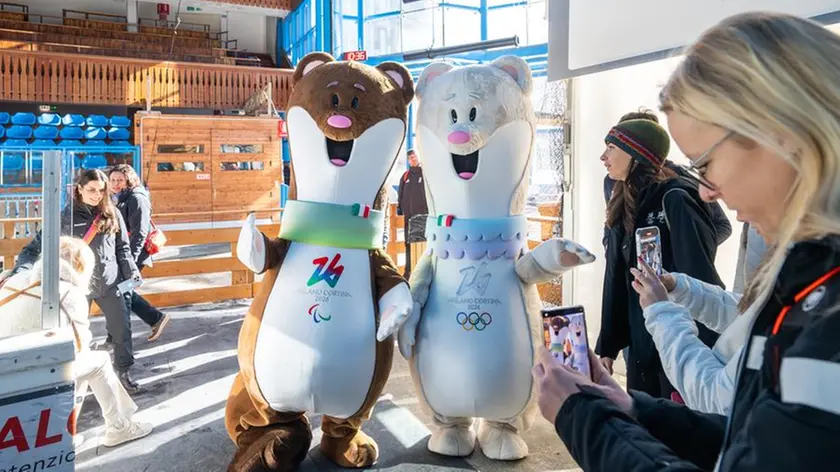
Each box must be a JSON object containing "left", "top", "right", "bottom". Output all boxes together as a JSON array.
[
  {"left": 1, "top": 154, "right": 24, "bottom": 173},
  {"left": 59, "top": 127, "right": 85, "bottom": 139},
  {"left": 109, "top": 115, "right": 131, "bottom": 128},
  {"left": 84, "top": 127, "right": 107, "bottom": 140},
  {"left": 31, "top": 139, "right": 56, "bottom": 148},
  {"left": 58, "top": 139, "right": 83, "bottom": 148},
  {"left": 61, "top": 114, "right": 85, "bottom": 127},
  {"left": 31, "top": 153, "right": 44, "bottom": 171},
  {"left": 3, "top": 139, "right": 29, "bottom": 147},
  {"left": 11, "top": 112, "right": 36, "bottom": 126},
  {"left": 6, "top": 126, "right": 33, "bottom": 140},
  {"left": 34, "top": 126, "right": 59, "bottom": 140},
  {"left": 0, "top": 128, "right": 4, "bottom": 139},
  {"left": 86, "top": 115, "right": 109, "bottom": 127},
  {"left": 109, "top": 140, "right": 131, "bottom": 148},
  {"left": 107, "top": 127, "right": 131, "bottom": 140},
  {"left": 81, "top": 154, "right": 108, "bottom": 169},
  {"left": 0, "top": 112, "right": 9, "bottom": 125},
  {"left": 37, "top": 113, "right": 61, "bottom": 126}
]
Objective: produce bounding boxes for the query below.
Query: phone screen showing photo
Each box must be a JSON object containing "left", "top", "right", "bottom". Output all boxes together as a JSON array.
[
  {"left": 541, "top": 307, "right": 591, "bottom": 379},
  {"left": 636, "top": 226, "right": 663, "bottom": 276}
]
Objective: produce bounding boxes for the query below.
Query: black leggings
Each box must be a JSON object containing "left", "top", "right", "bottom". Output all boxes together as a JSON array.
[{"left": 91, "top": 290, "right": 133, "bottom": 372}]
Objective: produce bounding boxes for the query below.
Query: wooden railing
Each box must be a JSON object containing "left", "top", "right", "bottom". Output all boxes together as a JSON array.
[
  {"left": 0, "top": 204, "right": 564, "bottom": 312},
  {"left": 208, "top": 0, "right": 292, "bottom": 9},
  {"left": 0, "top": 49, "right": 293, "bottom": 109}
]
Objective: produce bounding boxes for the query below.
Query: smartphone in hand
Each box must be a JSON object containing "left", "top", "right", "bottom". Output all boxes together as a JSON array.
[
  {"left": 635, "top": 226, "right": 663, "bottom": 276},
  {"left": 541, "top": 305, "right": 592, "bottom": 380}
]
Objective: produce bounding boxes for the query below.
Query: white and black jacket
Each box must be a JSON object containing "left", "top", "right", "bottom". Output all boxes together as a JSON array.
[{"left": 556, "top": 235, "right": 840, "bottom": 472}]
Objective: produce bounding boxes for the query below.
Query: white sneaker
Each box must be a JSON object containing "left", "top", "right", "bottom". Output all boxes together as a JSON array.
[{"left": 102, "top": 421, "right": 153, "bottom": 447}]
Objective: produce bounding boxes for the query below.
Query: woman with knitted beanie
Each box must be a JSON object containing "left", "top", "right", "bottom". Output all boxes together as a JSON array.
[{"left": 595, "top": 118, "right": 723, "bottom": 399}]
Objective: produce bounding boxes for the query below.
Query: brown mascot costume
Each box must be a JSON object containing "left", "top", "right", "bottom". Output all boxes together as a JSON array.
[{"left": 225, "top": 52, "right": 416, "bottom": 471}]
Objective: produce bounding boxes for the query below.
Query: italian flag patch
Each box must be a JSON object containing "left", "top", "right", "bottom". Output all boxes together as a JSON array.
[
  {"left": 437, "top": 214, "right": 454, "bottom": 227},
  {"left": 352, "top": 203, "right": 371, "bottom": 218}
]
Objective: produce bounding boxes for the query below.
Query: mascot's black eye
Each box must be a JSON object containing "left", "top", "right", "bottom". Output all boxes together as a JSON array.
[
  {"left": 469, "top": 107, "right": 477, "bottom": 121},
  {"left": 450, "top": 109, "right": 458, "bottom": 123},
  {"left": 351, "top": 97, "right": 359, "bottom": 109},
  {"left": 331, "top": 94, "right": 339, "bottom": 108}
]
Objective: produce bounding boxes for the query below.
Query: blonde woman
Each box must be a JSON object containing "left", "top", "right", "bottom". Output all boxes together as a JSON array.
[
  {"left": 533, "top": 12, "right": 840, "bottom": 471},
  {"left": 0, "top": 237, "right": 153, "bottom": 447}
]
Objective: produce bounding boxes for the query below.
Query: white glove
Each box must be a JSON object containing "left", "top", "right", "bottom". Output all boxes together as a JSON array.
[
  {"left": 376, "top": 282, "right": 413, "bottom": 342},
  {"left": 237, "top": 213, "right": 266, "bottom": 274},
  {"left": 515, "top": 238, "right": 596, "bottom": 284},
  {"left": 397, "top": 300, "right": 422, "bottom": 359}
]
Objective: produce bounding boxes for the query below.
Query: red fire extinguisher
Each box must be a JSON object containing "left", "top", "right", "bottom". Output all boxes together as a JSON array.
[{"left": 157, "top": 3, "right": 170, "bottom": 21}]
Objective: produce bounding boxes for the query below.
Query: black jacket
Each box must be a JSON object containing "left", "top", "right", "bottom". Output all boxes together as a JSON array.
[
  {"left": 603, "top": 164, "right": 733, "bottom": 246},
  {"left": 115, "top": 186, "right": 153, "bottom": 267},
  {"left": 15, "top": 203, "right": 138, "bottom": 298},
  {"left": 397, "top": 166, "right": 428, "bottom": 221},
  {"left": 596, "top": 178, "right": 722, "bottom": 396},
  {"left": 556, "top": 235, "right": 840, "bottom": 472}
]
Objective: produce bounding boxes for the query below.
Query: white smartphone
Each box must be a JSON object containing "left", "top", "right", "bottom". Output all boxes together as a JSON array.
[
  {"left": 117, "top": 276, "right": 143, "bottom": 295},
  {"left": 635, "top": 226, "right": 663, "bottom": 276}
]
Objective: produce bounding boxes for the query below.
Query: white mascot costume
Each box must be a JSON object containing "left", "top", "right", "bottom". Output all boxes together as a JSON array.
[{"left": 398, "top": 56, "right": 596, "bottom": 460}]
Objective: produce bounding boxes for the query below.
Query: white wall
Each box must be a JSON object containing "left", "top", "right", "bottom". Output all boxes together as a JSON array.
[
  {"left": 224, "top": 11, "right": 267, "bottom": 53},
  {"left": 21, "top": 0, "right": 130, "bottom": 19},
  {"left": 265, "top": 16, "right": 278, "bottom": 62},
  {"left": 568, "top": 56, "right": 743, "bottom": 355}
]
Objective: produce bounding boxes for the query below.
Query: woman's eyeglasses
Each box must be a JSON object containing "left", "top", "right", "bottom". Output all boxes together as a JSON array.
[{"left": 681, "top": 130, "right": 735, "bottom": 191}]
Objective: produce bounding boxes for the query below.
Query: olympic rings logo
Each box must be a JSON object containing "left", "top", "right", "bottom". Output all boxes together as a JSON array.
[{"left": 457, "top": 311, "right": 492, "bottom": 331}]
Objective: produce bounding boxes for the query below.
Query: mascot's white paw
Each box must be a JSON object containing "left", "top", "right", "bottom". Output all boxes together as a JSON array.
[
  {"left": 236, "top": 213, "right": 266, "bottom": 274},
  {"left": 477, "top": 420, "right": 528, "bottom": 461},
  {"left": 428, "top": 425, "right": 476, "bottom": 457},
  {"left": 376, "top": 282, "right": 413, "bottom": 341},
  {"left": 516, "top": 238, "right": 596, "bottom": 284},
  {"left": 397, "top": 300, "right": 422, "bottom": 359}
]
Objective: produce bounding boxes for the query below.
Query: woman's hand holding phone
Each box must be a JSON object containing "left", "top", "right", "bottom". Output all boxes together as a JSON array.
[
  {"left": 630, "top": 257, "right": 674, "bottom": 308},
  {"left": 533, "top": 346, "right": 634, "bottom": 424}
]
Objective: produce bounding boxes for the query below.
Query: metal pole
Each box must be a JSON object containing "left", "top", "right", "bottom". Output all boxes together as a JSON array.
[{"left": 40, "top": 150, "right": 61, "bottom": 330}]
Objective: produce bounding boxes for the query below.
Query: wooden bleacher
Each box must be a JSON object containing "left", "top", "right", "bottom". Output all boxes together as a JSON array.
[{"left": 0, "top": 5, "right": 271, "bottom": 68}]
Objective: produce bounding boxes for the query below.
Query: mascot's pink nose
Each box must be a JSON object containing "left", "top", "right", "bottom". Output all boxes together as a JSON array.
[
  {"left": 327, "top": 115, "right": 352, "bottom": 129},
  {"left": 448, "top": 130, "right": 471, "bottom": 144}
]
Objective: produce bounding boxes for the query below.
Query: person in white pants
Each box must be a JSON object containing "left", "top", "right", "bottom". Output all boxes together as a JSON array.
[{"left": 0, "top": 236, "right": 153, "bottom": 447}]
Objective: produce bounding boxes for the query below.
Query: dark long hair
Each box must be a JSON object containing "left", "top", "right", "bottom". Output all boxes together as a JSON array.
[
  {"left": 607, "top": 161, "right": 676, "bottom": 233},
  {"left": 74, "top": 169, "right": 121, "bottom": 235},
  {"left": 109, "top": 164, "right": 142, "bottom": 189}
]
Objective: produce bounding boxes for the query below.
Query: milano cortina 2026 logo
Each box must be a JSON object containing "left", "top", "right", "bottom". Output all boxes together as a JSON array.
[{"left": 306, "top": 254, "right": 344, "bottom": 323}]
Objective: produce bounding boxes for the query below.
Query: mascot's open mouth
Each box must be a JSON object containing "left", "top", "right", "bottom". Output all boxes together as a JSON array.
[
  {"left": 451, "top": 150, "right": 478, "bottom": 180},
  {"left": 326, "top": 137, "right": 354, "bottom": 167}
]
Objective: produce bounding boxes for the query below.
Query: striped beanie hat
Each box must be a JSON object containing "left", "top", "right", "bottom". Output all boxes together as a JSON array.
[{"left": 605, "top": 119, "right": 670, "bottom": 168}]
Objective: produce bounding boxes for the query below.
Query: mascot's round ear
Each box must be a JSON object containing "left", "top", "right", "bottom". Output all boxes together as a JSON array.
[
  {"left": 376, "top": 62, "right": 415, "bottom": 105},
  {"left": 293, "top": 52, "right": 336, "bottom": 85},
  {"left": 416, "top": 61, "right": 454, "bottom": 101},
  {"left": 490, "top": 55, "right": 532, "bottom": 96}
]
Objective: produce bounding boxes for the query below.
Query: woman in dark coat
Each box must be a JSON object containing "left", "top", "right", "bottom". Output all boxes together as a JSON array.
[
  {"left": 109, "top": 165, "right": 170, "bottom": 342},
  {"left": 13, "top": 169, "right": 143, "bottom": 393},
  {"left": 595, "top": 118, "right": 722, "bottom": 399}
]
